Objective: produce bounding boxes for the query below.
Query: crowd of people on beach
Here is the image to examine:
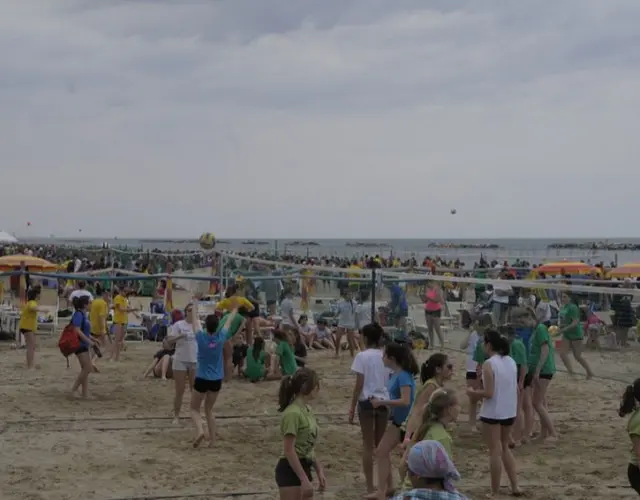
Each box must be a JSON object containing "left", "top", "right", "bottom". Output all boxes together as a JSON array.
[{"left": 16, "top": 263, "right": 640, "bottom": 499}]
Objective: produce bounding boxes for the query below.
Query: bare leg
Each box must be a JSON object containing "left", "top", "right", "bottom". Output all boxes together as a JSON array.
[
  {"left": 24, "top": 331, "right": 36, "bottom": 369},
  {"left": 500, "top": 425, "right": 521, "bottom": 494},
  {"left": 570, "top": 340, "right": 594, "bottom": 379},
  {"left": 71, "top": 351, "right": 92, "bottom": 399},
  {"left": 173, "top": 370, "right": 187, "bottom": 423},
  {"left": 204, "top": 391, "right": 219, "bottom": 447},
  {"left": 558, "top": 339, "right": 574, "bottom": 375},
  {"left": 190, "top": 390, "right": 206, "bottom": 447}
]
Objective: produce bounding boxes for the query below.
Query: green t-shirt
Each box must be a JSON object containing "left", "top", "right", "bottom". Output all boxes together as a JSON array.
[
  {"left": 217, "top": 313, "right": 244, "bottom": 337},
  {"left": 244, "top": 346, "right": 266, "bottom": 381},
  {"left": 473, "top": 340, "right": 487, "bottom": 364},
  {"left": 528, "top": 324, "right": 556, "bottom": 375},
  {"left": 276, "top": 341, "right": 298, "bottom": 376},
  {"left": 509, "top": 338, "right": 527, "bottom": 368},
  {"left": 280, "top": 400, "right": 318, "bottom": 459},
  {"left": 629, "top": 408, "right": 640, "bottom": 465},
  {"left": 559, "top": 303, "right": 583, "bottom": 340}
]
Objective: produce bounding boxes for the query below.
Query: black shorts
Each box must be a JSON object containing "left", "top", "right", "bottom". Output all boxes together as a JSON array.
[
  {"left": 628, "top": 463, "right": 640, "bottom": 494},
  {"left": 480, "top": 417, "right": 515, "bottom": 426},
  {"left": 357, "top": 399, "right": 390, "bottom": 417},
  {"left": 246, "top": 306, "right": 260, "bottom": 319},
  {"left": 523, "top": 372, "right": 554, "bottom": 388},
  {"left": 19, "top": 328, "right": 33, "bottom": 334},
  {"left": 75, "top": 346, "right": 89, "bottom": 355},
  {"left": 193, "top": 378, "right": 222, "bottom": 393},
  {"left": 466, "top": 371, "right": 478, "bottom": 380},
  {"left": 154, "top": 349, "right": 175, "bottom": 360},
  {"left": 425, "top": 309, "right": 442, "bottom": 318},
  {"left": 275, "top": 457, "right": 313, "bottom": 487},
  {"left": 390, "top": 419, "right": 406, "bottom": 442}
]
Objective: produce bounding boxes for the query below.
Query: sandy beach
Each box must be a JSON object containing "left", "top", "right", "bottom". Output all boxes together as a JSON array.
[{"left": 1, "top": 320, "right": 639, "bottom": 500}]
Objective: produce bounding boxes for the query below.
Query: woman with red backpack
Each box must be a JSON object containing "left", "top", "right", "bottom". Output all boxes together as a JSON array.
[{"left": 68, "top": 295, "right": 95, "bottom": 398}]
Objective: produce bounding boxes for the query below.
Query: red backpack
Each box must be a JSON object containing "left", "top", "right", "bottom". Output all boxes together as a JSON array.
[{"left": 58, "top": 322, "right": 81, "bottom": 367}]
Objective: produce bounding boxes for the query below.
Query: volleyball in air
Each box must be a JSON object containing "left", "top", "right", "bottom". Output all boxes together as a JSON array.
[
  {"left": 198, "top": 232, "right": 216, "bottom": 250},
  {"left": 450, "top": 208, "right": 457, "bottom": 215}
]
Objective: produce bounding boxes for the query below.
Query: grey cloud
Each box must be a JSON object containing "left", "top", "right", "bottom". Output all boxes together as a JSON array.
[{"left": 1, "top": 0, "right": 639, "bottom": 238}]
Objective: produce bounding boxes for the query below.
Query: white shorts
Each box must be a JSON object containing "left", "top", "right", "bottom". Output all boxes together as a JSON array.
[
  {"left": 337, "top": 325, "right": 355, "bottom": 331},
  {"left": 172, "top": 359, "right": 196, "bottom": 372}
]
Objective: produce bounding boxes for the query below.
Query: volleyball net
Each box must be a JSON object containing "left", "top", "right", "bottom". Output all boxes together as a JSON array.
[{"left": 2, "top": 250, "right": 640, "bottom": 332}]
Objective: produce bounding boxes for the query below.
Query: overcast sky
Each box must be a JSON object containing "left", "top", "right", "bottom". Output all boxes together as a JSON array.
[{"left": 2, "top": 0, "right": 640, "bottom": 240}]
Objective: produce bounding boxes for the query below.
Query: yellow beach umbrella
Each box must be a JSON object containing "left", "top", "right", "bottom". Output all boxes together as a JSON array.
[
  {"left": 0, "top": 255, "right": 58, "bottom": 272},
  {"left": 533, "top": 261, "right": 600, "bottom": 276}
]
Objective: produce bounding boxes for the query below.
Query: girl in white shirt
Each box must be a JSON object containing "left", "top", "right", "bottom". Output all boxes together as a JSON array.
[
  {"left": 167, "top": 301, "right": 199, "bottom": 424},
  {"left": 334, "top": 290, "right": 358, "bottom": 357},
  {"left": 467, "top": 329, "right": 521, "bottom": 497},
  {"left": 349, "top": 323, "right": 391, "bottom": 495},
  {"left": 459, "top": 310, "right": 480, "bottom": 431}
]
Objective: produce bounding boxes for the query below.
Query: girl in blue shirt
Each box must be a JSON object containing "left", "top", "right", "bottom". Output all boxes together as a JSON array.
[
  {"left": 368, "top": 342, "right": 419, "bottom": 499},
  {"left": 191, "top": 305, "right": 241, "bottom": 448},
  {"left": 69, "top": 295, "right": 95, "bottom": 399}
]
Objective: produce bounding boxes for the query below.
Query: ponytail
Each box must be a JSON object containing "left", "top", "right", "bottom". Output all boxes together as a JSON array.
[
  {"left": 484, "top": 329, "right": 510, "bottom": 356},
  {"left": 414, "top": 389, "right": 457, "bottom": 442},
  {"left": 420, "top": 353, "right": 448, "bottom": 384},
  {"left": 278, "top": 375, "right": 295, "bottom": 413},
  {"left": 277, "top": 368, "right": 320, "bottom": 412},
  {"left": 620, "top": 379, "right": 640, "bottom": 417},
  {"left": 385, "top": 343, "right": 419, "bottom": 375}
]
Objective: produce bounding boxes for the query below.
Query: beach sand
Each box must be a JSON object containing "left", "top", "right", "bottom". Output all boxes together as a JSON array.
[{"left": 0, "top": 327, "right": 638, "bottom": 500}]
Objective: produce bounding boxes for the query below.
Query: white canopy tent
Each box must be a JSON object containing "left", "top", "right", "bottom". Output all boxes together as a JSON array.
[{"left": 0, "top": 231, "right": 18, "bottom": 243}]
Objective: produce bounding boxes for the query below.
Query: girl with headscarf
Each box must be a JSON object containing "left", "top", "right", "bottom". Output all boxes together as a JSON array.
[{"left": 391, "top": 440, "right": 468, "bottom": 500}]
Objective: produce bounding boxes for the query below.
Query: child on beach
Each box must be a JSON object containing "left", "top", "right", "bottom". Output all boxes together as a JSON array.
[
  {"left": 143, "top": 339, "right": 175, "bottom": 380},
  {"left": 275, "top": 368, "right": 326, "bottom": 498},
  {"left": 399, "top": 389, "right": 459, "bottom": 490},
  {"left": 618, "top": 378, "right": 640, "bottom": 494},
  {"left": 269, "top": 330, "right": 298, "bottom": 379},
  {"left": 313, "top": 317, "right": 335, "bottom": 350},
  {"left": 366, "top": 343, "right": 419, "bottom": 499},
  {"left": 459, "top": 309, "right": 480, "bottom": 430},
  {"left": 403, "top": 353, "right": 454, "bottom": 444},
  {"left": 244, "top": 336, "right": 270, "bottom": 382},
  {"left": 504, "top": 326, "right": 528, "bottom": 447},
  {"left": 190, "top": 308, "right": 241, "bottom": 448},
  {"left": 298, "top": 314, "right": 315, "bottom": 348}
]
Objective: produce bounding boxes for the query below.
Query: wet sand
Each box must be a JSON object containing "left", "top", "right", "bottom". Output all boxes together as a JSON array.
[{"left": 0, "top": 333, "right": 638, "bottom": 500}]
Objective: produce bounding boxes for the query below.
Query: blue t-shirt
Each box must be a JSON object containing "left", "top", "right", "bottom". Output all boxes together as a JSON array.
[
  {"left": 71, "top": 310, "right": 90, "bottom": 347},
  {"left": 195, "top": 328, "right": 231, "bottom": 381},
  {"left": 388, "top": 369, "right": 415, "bottom": 425}
]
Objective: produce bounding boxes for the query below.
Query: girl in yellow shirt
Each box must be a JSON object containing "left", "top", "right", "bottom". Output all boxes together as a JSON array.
[
  {"left": 111, "top": 287, "right": 137, "bottom": 361},
  {"left": 19, "top": 288, "right": 46, "bottom": 369}
]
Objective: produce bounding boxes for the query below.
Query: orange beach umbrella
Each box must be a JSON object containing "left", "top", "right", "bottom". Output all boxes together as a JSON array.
[
  {"left": 608, "top": 263, "right": 640, "bottom": 279},
  {"left": 0, "top": 255, "right": 59, "bottom": 272},
  {"left": 533, "top": 261, "right": 600, "bottom": 276}
]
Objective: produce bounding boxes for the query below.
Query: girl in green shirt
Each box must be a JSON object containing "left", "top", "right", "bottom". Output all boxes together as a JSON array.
[
  {"left": 556, "top": 292, "right": 594, "bottom": 379},
  {"left": 275, "top": 368, "right": 326, "bottom": 498},
  {"left": 399, "top": 388, "right": 459, "bottom": 491},
  {"left": 244, "top": 336, "right": 270, "bottom": 382},
  {"left": 524, "top": 315, "right": 557, "bottom": 443},
  {"left": 267, "top": 330, "right": 298, "bottom": 380},
  {"left": 505, "top": 327, "right": 528, "bottom": 447},
  {"left": 618, "top": 378, "right": 640, "bottom": 494}
]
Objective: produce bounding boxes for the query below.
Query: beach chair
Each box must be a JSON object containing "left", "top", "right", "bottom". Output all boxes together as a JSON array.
[
  {"left": 36, "top": 289, "right": 60, "bottom": 338},
  {"left": 441, "top": 301, "right": 466, "bottom": 331}
]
